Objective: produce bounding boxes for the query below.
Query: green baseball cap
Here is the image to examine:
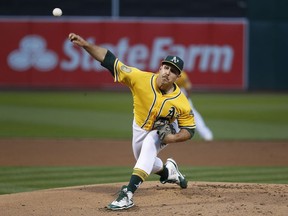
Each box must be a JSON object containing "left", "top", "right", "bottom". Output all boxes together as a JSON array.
[{"left": 161, "top": 55, "right": 184, "bottom": 74}]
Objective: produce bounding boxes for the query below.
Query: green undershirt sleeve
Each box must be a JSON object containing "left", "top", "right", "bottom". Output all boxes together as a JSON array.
[
  {"left": 101, "top": 50, "right": 116, "bottom": 77},
  {"left": 183, "top": 128, "right": 195, "bottom": 139}
]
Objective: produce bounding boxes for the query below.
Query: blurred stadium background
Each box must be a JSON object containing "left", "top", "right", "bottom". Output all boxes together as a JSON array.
[{"left": 0, "top": 0, "right": 288, "bottom": 91}]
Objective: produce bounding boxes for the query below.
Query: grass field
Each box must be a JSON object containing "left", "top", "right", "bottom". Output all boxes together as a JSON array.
[
  {"left": 0, "top": 91, "right": 287, "bottom": 195},
  {"left": 0, "top": 91, "right": 287, "bottom": 140},
  {"left": 1, "top": 166, "right": 288, "bottom": 195}
]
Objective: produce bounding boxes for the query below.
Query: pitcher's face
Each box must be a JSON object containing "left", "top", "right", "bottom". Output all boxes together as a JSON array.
[{"left": 158, "top": 64, "right": 180, "bottom": 85}]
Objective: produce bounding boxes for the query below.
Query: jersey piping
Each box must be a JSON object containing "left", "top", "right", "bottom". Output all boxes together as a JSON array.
[
  {"left": 140, "top": 74, "right": 157, "bottom": 128},
  {"left": 114, "top": 59, "right": 120, "bottom": 82}
]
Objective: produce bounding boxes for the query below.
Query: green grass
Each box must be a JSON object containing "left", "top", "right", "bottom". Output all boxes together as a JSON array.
[
  {"left": 0, "top": 91, "right": 287, "bottom": 140},
  {"left": 0, "top": 91, "right": 134, "bottom": 139},
  {"left": 191, "top": 93, "right": 288, "bottom": 140},
  {"left": 1, "top": 166, "right": 287, "bottom": 195}
]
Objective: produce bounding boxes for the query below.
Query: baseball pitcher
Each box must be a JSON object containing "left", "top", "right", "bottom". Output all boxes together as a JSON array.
[{"left": 69, "top": 33, "right": 196, "bottom": 211}]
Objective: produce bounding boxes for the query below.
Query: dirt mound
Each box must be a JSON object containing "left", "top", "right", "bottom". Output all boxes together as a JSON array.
[
  {"left": 1, "top": 139, "right": 288, "bottom": 215},
  {"left": 0, "top": 181, "right": 287, "bottom": 216}
]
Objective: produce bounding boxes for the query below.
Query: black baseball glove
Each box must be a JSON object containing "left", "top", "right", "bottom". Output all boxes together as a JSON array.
[{"left": 154, "top": 118, "right": 176, "bottom": 141}]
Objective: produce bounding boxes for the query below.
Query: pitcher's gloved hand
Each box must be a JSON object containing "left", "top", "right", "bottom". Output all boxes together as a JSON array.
[{"left": 154, "top": 119, "right": 176, "bottom": 141}]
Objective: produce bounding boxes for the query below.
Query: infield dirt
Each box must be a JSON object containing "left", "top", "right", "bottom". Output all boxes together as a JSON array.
[{"left": 0, "top": 139, "right": 287, "bottom": 216}]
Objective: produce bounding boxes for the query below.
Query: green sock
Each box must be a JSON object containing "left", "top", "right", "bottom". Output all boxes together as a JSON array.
[
  {"left": 127, "top": 175, "right": 143, "bottom": 193},
  {"left": 156, "top": 166, "right": 168, "bottom": 182}
]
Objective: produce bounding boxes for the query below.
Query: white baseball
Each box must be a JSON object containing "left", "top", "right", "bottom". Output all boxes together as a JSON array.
[{"left": 52, "top": 8, "right": 62, "bottom": 16}]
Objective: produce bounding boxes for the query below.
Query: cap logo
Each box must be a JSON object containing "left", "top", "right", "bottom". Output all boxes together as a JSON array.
[{"left": 171, "top": 56, "right": 179, "bottom": 64}]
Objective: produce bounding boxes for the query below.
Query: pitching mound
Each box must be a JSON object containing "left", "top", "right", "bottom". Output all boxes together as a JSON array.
[
  {"left": 1, "top": 181, "right": 287, "bottom": 216},
  {"left": 1, "top": 139, "right": 288, "bottom": 215}
]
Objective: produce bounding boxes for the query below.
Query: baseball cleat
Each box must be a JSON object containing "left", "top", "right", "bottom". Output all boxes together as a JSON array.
[
  {"left": 107, "top": 185, "right": 134, "bottom": 210},
  {"left": 160, "top": 158, "right": 188, "bottom": 189}
]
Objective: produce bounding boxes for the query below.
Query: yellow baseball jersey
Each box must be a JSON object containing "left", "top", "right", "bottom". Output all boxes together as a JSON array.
[{"left": 114, "top": 59, "right": 196, "bottom": 131}]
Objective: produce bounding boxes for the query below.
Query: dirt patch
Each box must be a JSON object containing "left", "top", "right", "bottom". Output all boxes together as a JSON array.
[
  {"left": 0, "top": 139, "right": 288, "bottom": 215},
  {"left": 0, "top": 139, "right": 288, "bottom": 166}
]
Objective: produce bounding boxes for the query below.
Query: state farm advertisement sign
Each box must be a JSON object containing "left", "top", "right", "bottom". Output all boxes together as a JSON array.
[{"left": 0, "top": 18, "right": 247, "bottom": 90}]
